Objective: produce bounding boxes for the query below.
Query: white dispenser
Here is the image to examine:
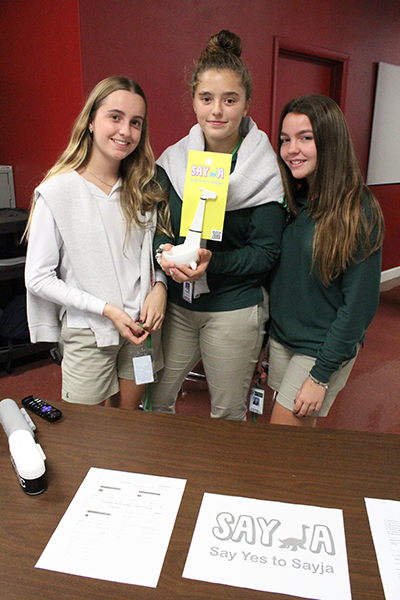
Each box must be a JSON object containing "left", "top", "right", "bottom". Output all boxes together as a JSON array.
[
  {"left": 163, "top": 188, "right": 217, "bottom": 268},
  {"left": 0, "top": 398, "right": 47, "bottom": 495}
]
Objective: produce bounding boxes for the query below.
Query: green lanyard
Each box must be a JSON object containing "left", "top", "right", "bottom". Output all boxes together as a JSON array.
[
  {"left": 231, "top": 136, "right": 243, "bottom": 157},
  {"left": 138, "top": 323, "right": 153, "bottom": 412},
  {"left": 141, "top": 332, "right": 153, "bottom": 411}
]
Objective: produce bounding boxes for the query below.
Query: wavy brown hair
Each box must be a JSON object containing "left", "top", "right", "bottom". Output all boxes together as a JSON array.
[
  {"left": 25, "top": 76, "right": 167, "bottom": 237},
  {"left": 277, "top": 94, "right": 384, "bottom": 285}
]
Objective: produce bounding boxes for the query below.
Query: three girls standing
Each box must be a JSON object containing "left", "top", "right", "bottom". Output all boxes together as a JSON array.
[{"left": 25, "top": 36, "right": 384, "bottom": 425}]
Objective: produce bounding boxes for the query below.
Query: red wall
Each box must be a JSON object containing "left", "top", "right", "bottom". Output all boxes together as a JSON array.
[
  {"left": 1, "top": 0, "right": 399, "bottom": 270},
  {"left": 371, "top": 184, "right": 400, "bottom": 269},
  {"left": 0, "top": 0, "right": 83, "bottom": 208}
]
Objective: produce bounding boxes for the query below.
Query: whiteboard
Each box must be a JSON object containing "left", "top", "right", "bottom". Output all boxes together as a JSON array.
[{"left": 367, "top": 62, "right": 400, "bottom": 185}]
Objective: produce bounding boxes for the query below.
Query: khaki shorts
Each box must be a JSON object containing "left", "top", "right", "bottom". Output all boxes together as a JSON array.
[
  {"left": 61, "top": 319, "right": 135, "bottom": 405},
  {"left": 268, "top": 337, "right": 358, "bottom": 417}
]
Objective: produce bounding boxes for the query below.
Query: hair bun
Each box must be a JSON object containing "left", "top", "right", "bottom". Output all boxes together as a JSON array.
[
  {"left": 190, "top": 29, "right": 252, "bottom": 100},
  {"left": 206, "top": 30, "right": 242, "bottom": 58}
]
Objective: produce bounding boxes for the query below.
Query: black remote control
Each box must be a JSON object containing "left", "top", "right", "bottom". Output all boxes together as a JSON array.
[{"left": 21, "top": 395, "right": 63, "bottom": 422}]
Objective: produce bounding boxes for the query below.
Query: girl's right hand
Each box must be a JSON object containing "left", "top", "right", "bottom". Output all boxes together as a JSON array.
[
  {"left": 103, "top": 304, "right": 149, "bottom": 345},
  {"left": 161, "top": 245, "right": 211, "bottom": 283},
  {"left": 293, "top": 376, "right": 326, "bottom": 418}
]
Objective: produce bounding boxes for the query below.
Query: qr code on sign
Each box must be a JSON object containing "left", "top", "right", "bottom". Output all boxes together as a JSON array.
[{"left": 211, "top": 230, "right": 223, "bottom": 242}]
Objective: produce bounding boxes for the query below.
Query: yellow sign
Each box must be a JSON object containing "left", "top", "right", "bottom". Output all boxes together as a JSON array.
[{"left": 180, "top": 150, "right": 232, "bottom": 241}]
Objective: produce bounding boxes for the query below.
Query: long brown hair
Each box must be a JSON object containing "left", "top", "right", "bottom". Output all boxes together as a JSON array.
[
  {"left": 277, "top": 94, "right": 384, "bottom": 285},
  {"left": 25, "top": 76, "right": 166, "bottom": 237}
]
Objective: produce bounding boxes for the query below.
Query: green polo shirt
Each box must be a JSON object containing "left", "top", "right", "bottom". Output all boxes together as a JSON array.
[{"left": 268, "top": 195, "right": 382, "bottom": 382}]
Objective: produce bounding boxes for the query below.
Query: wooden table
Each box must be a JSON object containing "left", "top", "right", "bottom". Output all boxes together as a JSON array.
[{"left": 0, "top": 401, "right": 398, "bottom": 599}]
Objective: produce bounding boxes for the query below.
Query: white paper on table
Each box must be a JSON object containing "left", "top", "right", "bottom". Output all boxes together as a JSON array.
[
  {"left": 35, "top": 467, "right": 186, "bottom": 588},
  {"left": 183, "top": 493, "right": 352, "bottom": 600},
  {"left": 365, "top": 498, "right": 400, "bottom": 600}
]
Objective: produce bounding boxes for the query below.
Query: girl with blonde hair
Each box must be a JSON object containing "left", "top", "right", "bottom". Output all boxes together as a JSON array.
[{"left": 25, "top": 76, "right": 167, "bottom": 408}]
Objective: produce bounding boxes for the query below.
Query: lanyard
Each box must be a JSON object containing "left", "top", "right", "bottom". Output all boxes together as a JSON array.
[{"left": 141, "top": 330, "right": 153, "bottom": 411}]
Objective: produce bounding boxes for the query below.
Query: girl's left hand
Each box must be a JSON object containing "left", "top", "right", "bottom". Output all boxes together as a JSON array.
[
  {"left": 293, "top": 376, "right": 326, "bottom": 418},
  {"left": 103, "top": 304, "right": 149, "bottom": 345},
  {"left": 139, "top": 282, "right": 167, "bottom": 333},
  {"left": 168, "top": 248, "right": 212, "bottom": 283}
]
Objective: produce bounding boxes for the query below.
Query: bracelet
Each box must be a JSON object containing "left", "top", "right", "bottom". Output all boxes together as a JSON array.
[
  {"left": 155, "top": 244, "right": 165, "bottom": 267},
  {"left": 308, "top": 373, "right": 329, "bottom": 390}
]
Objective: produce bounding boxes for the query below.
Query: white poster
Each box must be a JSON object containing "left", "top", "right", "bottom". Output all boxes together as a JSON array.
[
  {"left": 183, "top": 493, "right": 352, "bottom": 600},
  {"left": 36, "top": 467, "right": 186, "bottom": 588},
  {"left": 365, "top": 497, "right": 400, "bottom": 600},
  {"left": 366, "top": 62, "right": 400, "bottom": 185}
]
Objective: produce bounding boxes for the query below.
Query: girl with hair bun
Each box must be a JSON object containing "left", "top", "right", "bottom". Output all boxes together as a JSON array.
[
  {"left": 25, "top": 76, "right": 167, "bottom": 409},
  {"left": 267, "top": 94, "right": 384, "bottom": 426},
  {"left": 152, "top": 30, "right": 286, "bottom": 420}
]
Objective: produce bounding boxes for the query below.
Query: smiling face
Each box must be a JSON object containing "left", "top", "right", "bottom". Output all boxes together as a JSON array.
[
  {"left": 279, "top": 112, "right": 317, "bottom": 184},
  {"left": 89, "top": 89, "right": 146, "bottom": 168},
  {"left": 192, "top": 69, "right": 249, "bottom": 153}
]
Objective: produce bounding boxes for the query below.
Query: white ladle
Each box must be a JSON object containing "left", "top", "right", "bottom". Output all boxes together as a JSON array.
[{"left": 163, "top": 188, "right": 218, "bottom": 269}]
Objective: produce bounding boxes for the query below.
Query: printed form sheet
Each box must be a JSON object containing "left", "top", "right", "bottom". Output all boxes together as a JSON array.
[
  {"left": 183, "top": 493, "right": 352, "bottom": 600},
  {"left": 365, "top": 498, "right": 400, "bottom": 600},
  {"left": 36, "top": 467, "right": 186, "bottom": 588}
]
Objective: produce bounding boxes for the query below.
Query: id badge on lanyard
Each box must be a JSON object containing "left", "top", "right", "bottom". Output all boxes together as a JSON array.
[
  {"left": 182, "top": 281, "right": 194, "bottom": 303},
  {"left": 131, "top": 344, "right": 156, "bottom": 384}
]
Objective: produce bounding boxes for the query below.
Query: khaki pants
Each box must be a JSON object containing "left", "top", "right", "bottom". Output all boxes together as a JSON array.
[{"left": 151, "top": 294, "right": 269, "bottom": 420}]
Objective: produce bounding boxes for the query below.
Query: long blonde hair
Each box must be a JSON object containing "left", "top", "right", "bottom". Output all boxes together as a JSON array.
[
  {"left": 25, "top": 75, "right": 166, "bottom": 237},
  {"left": 277, "top": 95, "right": 384, "bottom": 285}
]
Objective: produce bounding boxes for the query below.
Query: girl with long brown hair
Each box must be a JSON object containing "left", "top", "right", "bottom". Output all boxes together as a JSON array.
[{"left": 268, "top": 94, "right": 384, "bottom": 426}]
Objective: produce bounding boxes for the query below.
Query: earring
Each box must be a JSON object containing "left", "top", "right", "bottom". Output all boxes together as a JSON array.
[{"left": 89, "top": 126, "right": 93, "bottom": 135}]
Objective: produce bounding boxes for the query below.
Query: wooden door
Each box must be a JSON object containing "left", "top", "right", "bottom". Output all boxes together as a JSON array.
[{"left": 269, "top": 38, "right": 349, "bottom": 149}]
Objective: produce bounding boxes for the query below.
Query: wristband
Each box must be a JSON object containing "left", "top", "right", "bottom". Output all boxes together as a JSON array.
[{"left": 308, "top": 373, "right": 329, "bottom": 390}]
